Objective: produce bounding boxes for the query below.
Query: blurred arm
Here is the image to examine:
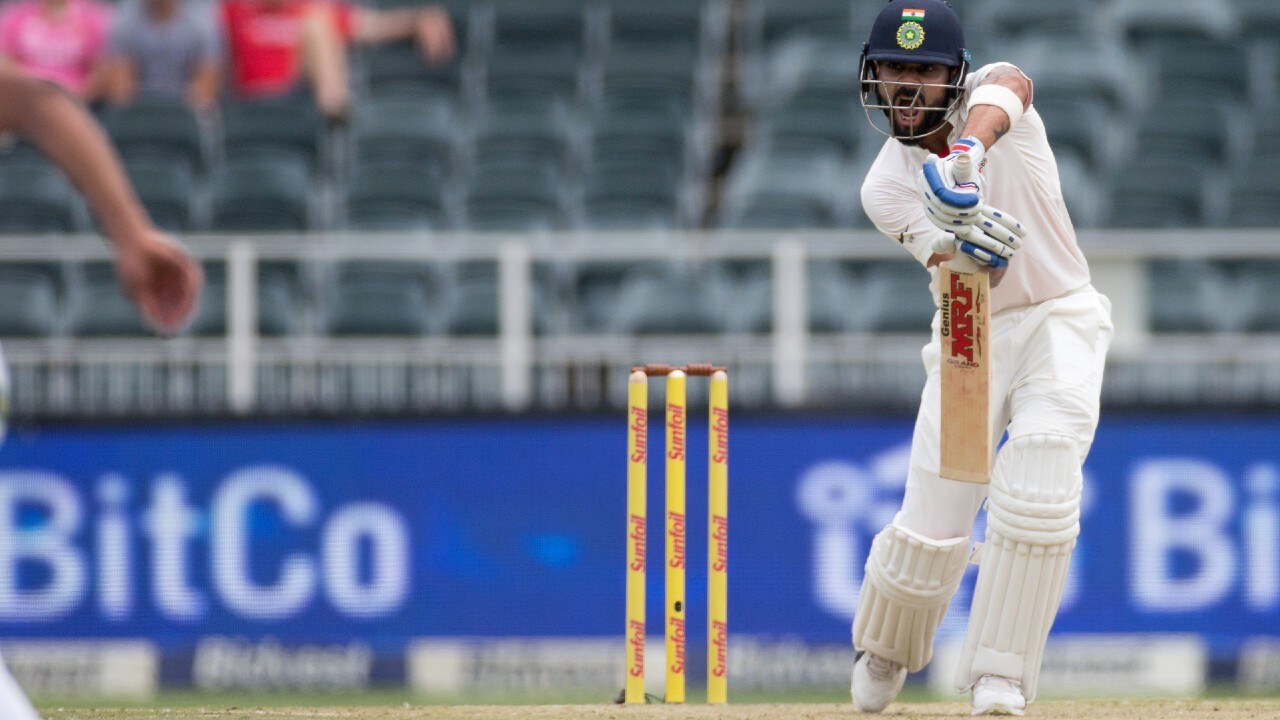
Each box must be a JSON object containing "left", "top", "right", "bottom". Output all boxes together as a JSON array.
[
  {"left": 0, "top": 67, "right": 202, "bottom": 331},
  {"left": 352, "top": 5, "right": 455, "bottom": 65}
]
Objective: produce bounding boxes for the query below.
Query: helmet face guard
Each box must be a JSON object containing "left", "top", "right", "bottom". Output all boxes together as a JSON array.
[{"left": 859, "top": 52, "right": 969, "bottom": 145}]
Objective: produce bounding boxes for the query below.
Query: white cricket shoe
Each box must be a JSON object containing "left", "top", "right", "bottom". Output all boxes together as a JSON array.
[
  {"left": 971, "top": 675, "right": 1026, "bottom": 716},
  {"left": 851, "top": 651, "right": 906, "bottom": 713}
]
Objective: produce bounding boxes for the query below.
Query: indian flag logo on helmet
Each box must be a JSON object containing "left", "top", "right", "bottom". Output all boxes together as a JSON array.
[
  {"left": 902, "top": 8, "right": 926, "bottom": 21},
  {"left": 896, "top": 21, "right": 925, "bottom": 50}
]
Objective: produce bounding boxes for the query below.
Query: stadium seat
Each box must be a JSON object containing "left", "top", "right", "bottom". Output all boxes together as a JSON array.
[
  {"left": 486, "top": 46, "right": 584, "bottom": 106},
  {"left": 1147, "top": 38, "right": 1250, "bottom": 101},
  {"left": 1113, "top": 0, "right": 1238, "bottom": 45},
  {"left": 978, "top": 0, "right": 1098, "bottom": 41},
  {"left": 807, "top": 259, "right": 861, "bottom": 333},
  {"left": 716, "top": 263, "right": 772, "bottom": 333},
  {"left": 583, "top": 156, "right": 682, "bottom": 229},
  {"left": 353, "top": 95, "right": 457, "bottom": 169},
  {"left": 1148, "top": 260, "right": 1231, "bottom": 332},
  {"left": 607, "top": 263, "right": 724, "bottom": 334},
  {"left": 760, "top": 88, "right": 861, "bottom": 160},
  {"left": 123, "top": 158, "right": 197, "bottom": 232},
  {"left": 1225, "top": 161, "right": 1280, "bottom": 228},
  {"left": 444, "top": 261, "right": 499, "bottom": 336},
  {"left": 221, "top": 97, "right": 323, "bottom": 169},
  {"left": 67, "top": 262, "right": 149, "bottom": 336},
  {"left": 324, "top": 261, "right": 441, "bottom": 336},
  {"left": 472, "top": 98, "right": 580, "bottom": 173},
  {"left": 99, "top": 100, "right": 205, "bottom": 172},
  {"left": 1134, "top": 95, "right": 1234, "bottom": 162},
  {"left": 465, "top": 155, "right": 571, "bottom": 231},
  {"left": 0, "top": 265, "right": 60, "bottom": 337},
  {"left": 258, "top": 262, "right": 306, "bottom": 336},
  {"left": 751, "top": 35, "right": 860, "bottom": 107},
  {"left": 600, "top": 47, "right": 699, "bottom": 120},
  {"left": 1232, "top": 262, "right": 1280, "bottom": 332},
  {"left": 720, "top": 149, "right": 846, "bottom": 228},
  {"left": 752, "top": 0, "right": 855, "bottom": 52},
  {"left": 1031, "top": 95, "right": 1109, "bottom": 167},
  {"left": 606, "top": 0, "right": 707, "bottom": 56},
  {"left": 592, "top": 109, "right": 687, "bottom": 170},
  {"left": 185, "top": 262, "right": 227, "bottom": 336},
  {"left": 491, "top": 0, "right": 588, "bottom": 56},
  {"left": 0, "top": 156, "right": 78, "bottom": 233},
  {"left": 211, "top": 156, "right": 311, "bottom": 232},
  {"left": 863, "top": 261, "right": 935, "bottom": 332},
  {"left": 1105, "top": 152, "right": 1210, "bottom": 228},
  {"left": 1005, "top": 38, "right": 1129, "bottom": 112},
  {"left": 346, "top": 159, "right": 448, "bottom": 231}
]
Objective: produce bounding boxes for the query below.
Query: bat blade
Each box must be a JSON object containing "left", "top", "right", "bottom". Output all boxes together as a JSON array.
[{"left": 939, "top": 259, "right": 991, "bottom": 484}]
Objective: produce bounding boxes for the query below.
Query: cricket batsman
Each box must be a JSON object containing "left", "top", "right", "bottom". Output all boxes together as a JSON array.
[{"left": 850, "top": 0, "right": 1114, "bottom": 715}]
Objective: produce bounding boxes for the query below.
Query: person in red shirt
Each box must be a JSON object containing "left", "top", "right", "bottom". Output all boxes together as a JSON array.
[{"left": 220, "top": 0, "right": 454, "bottom": 119}]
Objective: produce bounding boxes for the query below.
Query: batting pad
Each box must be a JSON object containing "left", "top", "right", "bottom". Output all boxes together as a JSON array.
[
  {"left": 853, "top": 523, "right": 969, "bottom": 672},
  {"left": 955, "top": 434, "right": 1081, "bottom": 701}
]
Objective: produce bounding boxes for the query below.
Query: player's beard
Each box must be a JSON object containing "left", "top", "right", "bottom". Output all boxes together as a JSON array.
[{"left": 882, "top": 87, "right": 948, "bottom": 146}]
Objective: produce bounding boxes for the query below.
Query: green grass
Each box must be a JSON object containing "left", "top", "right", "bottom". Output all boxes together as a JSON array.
[{"left": 32, "top": 684, "right": 1278, "bottom": 711}]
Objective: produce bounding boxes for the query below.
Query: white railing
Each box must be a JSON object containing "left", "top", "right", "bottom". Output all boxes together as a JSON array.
[{"left": 2, "top": 229, "right": 1278, "bottom": 416}]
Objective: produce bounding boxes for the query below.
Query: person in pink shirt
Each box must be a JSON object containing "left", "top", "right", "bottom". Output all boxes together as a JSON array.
[{"left": 0, "top": 0, "right": 112, "bottom": 100}]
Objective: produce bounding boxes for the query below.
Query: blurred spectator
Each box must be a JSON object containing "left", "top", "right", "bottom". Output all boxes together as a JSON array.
[
  {"left": 0, "top": 0, "right": 111, "bottom": 101},
  {"left": 102, "top": 0, "right": 223, "bottom": 112},
  {"left": 220, "top": 0, "right": 455, "bottom": 120}
]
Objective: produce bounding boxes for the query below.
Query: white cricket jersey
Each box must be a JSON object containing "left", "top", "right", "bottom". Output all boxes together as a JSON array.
[{"left": 860, "top": 62, "right": 1092, "bottom": 314}]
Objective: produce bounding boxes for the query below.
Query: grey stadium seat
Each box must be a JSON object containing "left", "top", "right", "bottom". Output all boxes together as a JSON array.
[
  {"left": 606, "top": 0, "right": 708, "bottom": 56},
  {"left": 346, "top": 159, "right": 448, "bottom": 231},
  {"left": 100, "top": 99, "right": 206, "bottom": 172},
  {"left": 1105, "top": 155, "right": 1208, "bottom": 228},
  {"left": 211, "top": 156, "right": 312, "bottom": 232},
  {"left": 221, "top": 97, "right": 323, "bottom": 169},
  {"left": 0, "top": 265, "right": 60, "bottom": 337},
  {"left": 123, "top": 157, "right": 196, "bottom": 232},
  {"left": 607, "top": 263, "right": 725, "bottom": 334},
  {"left": 67, "top": 262, "right": 149, "bottom": 336},
  {"left": 353, "top": 95, "right": 457, "bottom": 170},
  {"left": 0, "top": 156, "right": 78, "bottom": 233},
  {"left": 324, "top": 261, "right": 442, "bottom": 336}
]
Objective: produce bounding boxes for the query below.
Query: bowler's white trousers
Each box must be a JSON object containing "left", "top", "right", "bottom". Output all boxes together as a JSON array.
[{"left": 894, "top": 284, "right": 1114, "bottom": 538}]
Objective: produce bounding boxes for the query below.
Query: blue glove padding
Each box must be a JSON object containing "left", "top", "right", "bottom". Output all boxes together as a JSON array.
[
  {"left": 921, "top": 158, "right": 980, "bottom": 210},
  {"left": 957, "top": 240, "right": 1008, "bottom": 269}
]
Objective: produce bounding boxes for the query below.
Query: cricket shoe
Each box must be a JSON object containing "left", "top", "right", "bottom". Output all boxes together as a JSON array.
[
  {"left": 971, "top": 675, "right": 1026, "bottom": 716},
  {"left": 851, "top": 650, "right": 905, "bottom": 713}
]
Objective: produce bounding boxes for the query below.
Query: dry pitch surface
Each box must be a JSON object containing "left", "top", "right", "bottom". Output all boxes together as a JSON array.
[{"left": 37, "top": 700, "right": 1280, "bottom": 720}]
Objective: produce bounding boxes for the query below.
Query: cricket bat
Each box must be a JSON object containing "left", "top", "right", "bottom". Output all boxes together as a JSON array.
[{"left": 939, "top": 154, "right": 991, "bottom": 484}]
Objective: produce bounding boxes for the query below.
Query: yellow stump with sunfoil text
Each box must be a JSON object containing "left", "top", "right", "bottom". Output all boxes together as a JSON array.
[
  {"left": 625, "top": 371, "right": 648, "bottom": 704},
  {"left": 665, "top": 370, "right": 687, "bottom": 702},
  {"left": 707, "top": 370, "right": 729, "bottom": 703}
]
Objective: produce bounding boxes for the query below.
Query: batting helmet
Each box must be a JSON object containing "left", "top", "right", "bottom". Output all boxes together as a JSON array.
[{"left": 859, "top": 0, "right": 971, "bottom": 143}]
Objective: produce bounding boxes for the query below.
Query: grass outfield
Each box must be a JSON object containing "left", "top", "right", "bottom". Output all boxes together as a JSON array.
[
  {"left": 30, "top": 699, "right": 1280, "bottom": 720},
  {"left": 31, "top": 690, "right": 1280, "bottom": 720}
]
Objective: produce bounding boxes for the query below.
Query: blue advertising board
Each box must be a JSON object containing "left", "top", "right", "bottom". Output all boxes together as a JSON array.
[{"left": 0, "top": 415, "right": 1275, "bottom": 661}]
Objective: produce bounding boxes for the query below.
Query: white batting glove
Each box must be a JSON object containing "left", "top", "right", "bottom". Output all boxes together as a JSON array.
[
  {"left": 928, "top": 207, "right": 1027, "bottom": 269},
  {"left": 917, "top": 137, "right": 988, "bottom": 226}
]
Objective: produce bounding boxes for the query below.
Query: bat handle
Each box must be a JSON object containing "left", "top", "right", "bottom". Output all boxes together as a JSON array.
[
  {"left": 952, "top": 153, "right": 974, "bottom": 183},
  {"left": 949, "top": 253, "right": 984, "bottom": 274}
]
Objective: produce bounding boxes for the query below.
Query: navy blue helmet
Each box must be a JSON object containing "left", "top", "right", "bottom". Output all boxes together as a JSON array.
[{"left": 860, "top": 0, "right": 971, "bottom": 143}]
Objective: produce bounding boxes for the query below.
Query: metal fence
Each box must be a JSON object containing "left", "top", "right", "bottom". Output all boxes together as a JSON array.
[{"left": 2, "top": 229, "right": 1278, "bottom": 418}]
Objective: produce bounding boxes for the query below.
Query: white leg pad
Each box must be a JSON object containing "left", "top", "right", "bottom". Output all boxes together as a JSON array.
[
  {"left": 853, "top": 523, "right": 970, "bottom": 672},
  {"left": 955, "top": 434, "right": 1081, "bottom": 701}
]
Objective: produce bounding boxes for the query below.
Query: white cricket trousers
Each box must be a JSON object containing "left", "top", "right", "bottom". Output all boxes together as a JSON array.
[
  {"left": 895, "top": 284, "right": 1113, "bottom": 538},
  {"left": 0, "top": 651, "right": 39, "bottom": 720}
]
